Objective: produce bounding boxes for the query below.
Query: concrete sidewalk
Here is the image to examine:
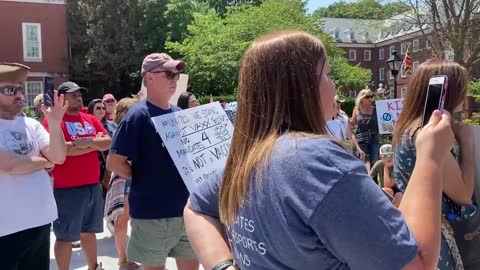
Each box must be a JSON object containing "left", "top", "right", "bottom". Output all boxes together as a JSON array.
[{"left": 48, "top": 223, "right": 195, "bottom": 270}]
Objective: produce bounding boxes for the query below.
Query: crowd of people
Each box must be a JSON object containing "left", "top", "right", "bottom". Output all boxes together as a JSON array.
[{"left": 0, "top": 28, "right": 477, "bottom": 270}]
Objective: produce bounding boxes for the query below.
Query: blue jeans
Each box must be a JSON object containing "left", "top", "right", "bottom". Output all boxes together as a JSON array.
[{"left": 359, "top": 136, "right": 380, "bottom": 164}]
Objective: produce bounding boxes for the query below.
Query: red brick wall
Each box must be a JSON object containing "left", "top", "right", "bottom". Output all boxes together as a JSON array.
[{"left": 0, "top": 1, "right": 69, "bottom": 78}]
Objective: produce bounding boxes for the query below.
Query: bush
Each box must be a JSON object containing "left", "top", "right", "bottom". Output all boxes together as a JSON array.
[
  {"left": 465, "top": 118, "right": 480, "bottom": 125},
  {"left": 198, "top": 95, "right": 237, "bottom": 105}
]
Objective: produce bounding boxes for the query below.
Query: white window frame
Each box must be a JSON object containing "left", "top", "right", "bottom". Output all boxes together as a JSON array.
[
  {"left": 426, "top": 39, "right": 431, "bottom": 49},
  {"left": 401, "top": 43, "right": 406, "bottom": 55},
  {"left": 379, "top": 68, "right": 385, "bottom": 81},
  {"left": 25, "top": 81, "right": 43, "bottom": 106},
  {"left": 389, "top": 46, "right": 395, "bottom": 56},
  {"left": 364, "top": 50, "right": 371, "bottom": 61},
  {"left": 413, "top": 61, "right": 420, "bottom": 72},
  {"left": 412, "top": 39, "right": 420, "bottom": 52},
  {"left": 379, "top": 48, "right": 384, "bottom": 60},
  {"left": 349, "top": 50, "right": 356, "bottom": 61},
  {"left": 401, "top": 64, "right": 407, "bottom": 78},
  {"left": 22, "top": 23, "right": 42, "bottom": 62},
  {"left": 401, "top": 87, "right": 408, "bottom": 98}
]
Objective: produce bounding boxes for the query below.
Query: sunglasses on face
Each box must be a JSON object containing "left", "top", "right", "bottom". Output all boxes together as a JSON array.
[
  {"left": 150, "top": 70, "right": 180, "bottom": 81},
  {"left": 95, "top": 106, "right": 106, "bottom": 111},
  {"left": 1, "top": 86, "right": 24, "bottom": 96},
  {"left": 364, "top": 95, "right": 374, "bottom": 99},
  {"left": 104, "top": 99, "right": 116, "bottom": 103}
]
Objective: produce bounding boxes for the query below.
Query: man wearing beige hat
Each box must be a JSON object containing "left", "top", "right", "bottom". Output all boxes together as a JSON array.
[
  {"left": 108, "top": 53, "right": 199, "bottom": 270},
  {"left": 0, "top": 63, "right": 68, "bottom": 270}
]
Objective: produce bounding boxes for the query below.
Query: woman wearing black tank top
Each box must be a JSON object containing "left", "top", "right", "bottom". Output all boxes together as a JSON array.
[{"left": 350, "top": 88, "right": 380, "bottom": 172}]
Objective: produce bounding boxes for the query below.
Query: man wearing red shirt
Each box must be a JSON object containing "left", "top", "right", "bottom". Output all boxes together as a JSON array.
[{"left": 43, "top": 81, "right": 111, "bottom": 270}]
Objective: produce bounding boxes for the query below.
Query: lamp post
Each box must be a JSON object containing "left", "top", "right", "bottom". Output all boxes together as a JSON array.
[{"left": 386, "top": 49, "right": 403, "bottom": 99}]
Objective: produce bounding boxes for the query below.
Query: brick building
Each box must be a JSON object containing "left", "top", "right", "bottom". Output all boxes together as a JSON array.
[
  {"left": 323, "top": 16, "right": 436, "bottom": 98},
  {"left": 0, "top": 0, "right": 69, "bottom": 106}
]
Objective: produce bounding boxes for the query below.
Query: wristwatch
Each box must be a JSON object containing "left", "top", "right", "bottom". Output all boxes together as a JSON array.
[{"left": 212, "top": 259, "right": 235, "bottom": 270}]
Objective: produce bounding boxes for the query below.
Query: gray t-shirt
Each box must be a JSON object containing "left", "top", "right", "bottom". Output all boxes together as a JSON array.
[{"left": 190, "top": 135, "right": 418, "bottom": 269}]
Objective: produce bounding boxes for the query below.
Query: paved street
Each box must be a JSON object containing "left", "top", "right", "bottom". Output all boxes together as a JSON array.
[{"left": 48, "top": 222, "right": 194, "bottom": 270}]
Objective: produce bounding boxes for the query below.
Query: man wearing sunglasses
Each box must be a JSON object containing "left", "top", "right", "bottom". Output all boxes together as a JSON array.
[
  {"left": 108, "top": 53, "right": 199, "bottom": 270},
  {"left": 0, "top": 63, "right": 68, "bottom": 270}
]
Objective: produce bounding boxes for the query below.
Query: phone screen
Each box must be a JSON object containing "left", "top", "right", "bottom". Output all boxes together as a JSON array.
[
  {"left": 43, "top": 76, "right": 55, "bottom": 107},
  {"left": 422, "top": 76, "right": 446, "bottom": 126}
]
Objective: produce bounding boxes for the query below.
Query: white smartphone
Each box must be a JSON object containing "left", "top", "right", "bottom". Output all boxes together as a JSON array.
[{"left": 422, "top": 75, "right": 448, "bottom": 126}]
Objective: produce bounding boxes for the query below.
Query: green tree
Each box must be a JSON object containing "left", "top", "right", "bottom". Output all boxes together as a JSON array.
[
  {"left": 202, "top": 0, "right": 262, "bottom": 16},
  {"left": 313, "top": 0, "right": 410, "bottom": 20},
  {"left": 167, "top": 0, "right": 343, "bottom": 96},
  {"left": 330, "top": 57, "right": 372, "bottom": 91},
  {"left": 77, "top": 0, "right": 139, "bottom": 98}
]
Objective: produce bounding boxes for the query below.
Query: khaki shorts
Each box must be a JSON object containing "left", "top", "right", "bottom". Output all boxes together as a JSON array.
[{"left": 127, "top": 217, "right": 197, "bottom": 266}]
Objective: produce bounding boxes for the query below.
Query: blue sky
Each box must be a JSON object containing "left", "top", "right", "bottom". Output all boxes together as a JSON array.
[{"left": 306, "top": 0, "right": 349, "bottom": 13}]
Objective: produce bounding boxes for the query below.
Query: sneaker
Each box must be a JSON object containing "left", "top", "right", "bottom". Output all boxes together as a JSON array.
[
  {"left": 119, "top": 262, "right": 140, "bottom": 270},
  {"left": 72, "top": 241, "right": 81, "bottom": 249},
  {"left": 95, "top": 263, "right": 104, "bottom": 270}
]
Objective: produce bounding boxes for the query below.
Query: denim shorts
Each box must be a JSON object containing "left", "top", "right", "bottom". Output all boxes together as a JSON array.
[{"left": 53, "top": 184, "right": 104, "bottom": 242}]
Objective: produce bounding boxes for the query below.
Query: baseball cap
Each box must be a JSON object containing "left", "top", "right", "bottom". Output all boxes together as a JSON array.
[
  {"left": 141, "top": 53, "right": 186, "bottom": 77},
  {"left": 379, "top": 144, "right": 393, "bottom": 157},
  {"left": 57, "top": 81, "right": 88, "bottom": 95},
  {"left": 0, "top": 63, "right": 30, "bottom": 83},
  {"left": 102, "top": 93, "right": 116, "bottom": 102}
]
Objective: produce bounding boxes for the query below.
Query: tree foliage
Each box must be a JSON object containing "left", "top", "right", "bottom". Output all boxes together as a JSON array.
[
  {"left": 67, "top": 0, "right": 370, "bottom": 99},
  {"left": 167, "top": 0, "right": 346, "bottom": 96},
  {"left": 313, "top": 0, "right": 410, "bottom": 20},
  {"left": 404, "top": 0, "right": 480, "bottom": 72},
  {"left": 330, "top": 57, "right": 373, "bottom": 91}
]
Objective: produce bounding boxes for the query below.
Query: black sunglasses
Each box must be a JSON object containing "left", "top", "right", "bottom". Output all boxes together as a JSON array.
[
  {"left": 1, "top": 86, "right": 24, "bottom": 96},
  {"left": 150, "top": 70, "right": 180, "bottom": 80},
  {"left": 95, "top": 106, "right": 106, "bottom": 111},
  {"left": 364, "top": 95, "right": 374, "bottom": 99}
]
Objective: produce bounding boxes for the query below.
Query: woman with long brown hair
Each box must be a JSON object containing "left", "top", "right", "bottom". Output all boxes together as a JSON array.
[
  {"left": 393, "top": 59, "right": 475, "bottom": 269},
  {"left": 184, "top": 30, "right": 456, "bottom": 269}
]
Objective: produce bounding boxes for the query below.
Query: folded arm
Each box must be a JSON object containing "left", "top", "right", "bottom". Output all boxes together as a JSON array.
[{"left": 0, "top": 150, "right": 50, "bottom": 175}]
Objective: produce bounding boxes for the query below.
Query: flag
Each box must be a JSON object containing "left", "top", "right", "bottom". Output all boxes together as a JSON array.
[
  {"left": 403, "top": 45, "right": 412, "bottom": 75},
  {"left": 210, "top": 94, "right": 214, "bottom": 103}
]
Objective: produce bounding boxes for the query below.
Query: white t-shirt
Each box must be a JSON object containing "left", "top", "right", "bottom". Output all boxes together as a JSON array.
[
  {"left": 0, "top": 116, "right": 57, "bottom": 237},
  {"left": 326, "top": 114, "right": 349, "bottom": 141}
]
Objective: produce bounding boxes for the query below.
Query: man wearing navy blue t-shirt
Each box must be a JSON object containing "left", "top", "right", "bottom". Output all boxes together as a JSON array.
[{"left": 107, "top": 53, "right": 199, "bottom": 270}]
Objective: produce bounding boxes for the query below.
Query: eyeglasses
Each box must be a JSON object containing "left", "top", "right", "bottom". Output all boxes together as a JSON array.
[
  {"left": 1, "top": 86, "right": 24, "bottom": 96},
  {"left": 104, "top": 99, "right": 116, "bottom": 103},
  {"left": 95, "top": 106, "right": 106, "bottom": 111},
  {"left": 150, "top": 70, "right": 180, "bottom": 81},
  {"left": 364, "top": 95, "right": 374, "bottom": 99}
]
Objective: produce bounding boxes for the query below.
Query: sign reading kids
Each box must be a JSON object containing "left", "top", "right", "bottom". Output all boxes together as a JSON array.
[
  {"left": 151, "top": 102, "right": 234, "bottom": 192},
  {"left": 375, "top": 98, "right": 404, "bottom": 134}
]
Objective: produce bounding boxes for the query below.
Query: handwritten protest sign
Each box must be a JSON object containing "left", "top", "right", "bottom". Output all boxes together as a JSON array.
[
  {"left": 151, "top": 102, "right": 234, "bottom": 192},
  {"left": 375, "top": 98, "right": 404, "bottom": 134}
]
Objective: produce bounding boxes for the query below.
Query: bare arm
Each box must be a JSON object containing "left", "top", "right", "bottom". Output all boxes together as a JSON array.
[
  {"left": 184, "top": 200, "right": 234, "bottom": 269},
  {"left": 383, "top": 166, "right": 395, "bottom": 188},
  {"left": 89, "top": 136, "right": 112, "bottom": 152},
  {"left": 106, "top": 153, "right": 132, "bottom": 179},
  {"left": 65, "top": 142, "right": 97, "bottom": 156},
  {"left": 41, "top": 123, "right": 66, "bottom": 164},
  {"left": 40, "top": 90, "right": 68, "bottom": 164},
  {"left": 399, "top": 158, "right": 443, "bottom": 270},
  {"left": 441, "top": 150, "right": 474, "bottom": 205},
  {"left": 0, "top": 150, "right": 50, "bottom": 175}
]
